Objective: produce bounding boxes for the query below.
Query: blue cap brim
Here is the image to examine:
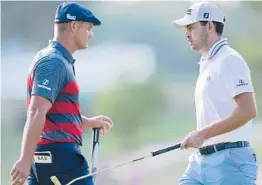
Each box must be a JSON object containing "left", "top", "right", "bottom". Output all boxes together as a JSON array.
[
  {"left": 54, "top": 19, "right": 101, "bottom": 26},
  {"left": 90, "top": 17, "right": 101, "bottom": 26}
]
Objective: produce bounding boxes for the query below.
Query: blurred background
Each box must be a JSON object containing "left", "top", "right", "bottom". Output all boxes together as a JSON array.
[{"left": 1, "top": 1, "right": 262, "bottom": 185}]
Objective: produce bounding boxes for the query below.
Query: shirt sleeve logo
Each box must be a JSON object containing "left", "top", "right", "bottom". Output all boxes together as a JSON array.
[
  {"left": 37, "top": 79, "right": 51, "bottom": 91},
  {"left": 42, "top": 79, "right": 49, "bottom": 86},
  {"left": 236, "top": 79, "right": 248, "bottom": 87}
]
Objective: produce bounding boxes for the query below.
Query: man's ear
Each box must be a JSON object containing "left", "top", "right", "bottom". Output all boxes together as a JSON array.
[
  {"left": 209, "top": 21, "right": 215, "bottom": 32},
  {"left": 69, "top": 21, "right": 77, "bottom": 32}
]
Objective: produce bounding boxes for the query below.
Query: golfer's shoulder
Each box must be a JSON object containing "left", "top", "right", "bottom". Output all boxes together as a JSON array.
[
  {"left": 40, "top": 46, "right": 68, "bottom": 64},
  {"left": 220, "top": 46, "right": 246, "bottom": 66},
  {"left": 33, "top": 47, "right": 67, "bottom": 71}
]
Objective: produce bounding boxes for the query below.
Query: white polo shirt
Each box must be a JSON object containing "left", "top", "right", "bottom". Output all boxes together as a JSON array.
[{"left": 195, "top": 38, "right": 254, "bottom": 146}]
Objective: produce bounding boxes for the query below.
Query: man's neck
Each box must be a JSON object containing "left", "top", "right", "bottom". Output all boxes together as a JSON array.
[
  {"left": 53, "top": 35, "right": 76, "bottom": 54},
  {"left": 201, "top": 36, "right": 222, "bottom": 57}
]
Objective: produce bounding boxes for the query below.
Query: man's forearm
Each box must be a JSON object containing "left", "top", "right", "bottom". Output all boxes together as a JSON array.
[
  {"left": 20, "top": 110, "right": 46, "bottom": 163},
  {"left": 81, "top": 115, "right": 94, "bottom": 129},
  {"left": 200, "top": 108, "right": 255, "bottom": 140}
]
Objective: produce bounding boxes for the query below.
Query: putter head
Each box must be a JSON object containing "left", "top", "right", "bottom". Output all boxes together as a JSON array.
[{"left": 50, "top": 176, "right": 62, "bottom": 185}]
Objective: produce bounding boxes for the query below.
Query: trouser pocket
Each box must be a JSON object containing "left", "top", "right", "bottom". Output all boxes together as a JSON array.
[
  {"left": 32, "top": 150, "right": 89, "bottom": 185},
  {"left": 228, "top": 147, "right": 258, "bottom": 183}
]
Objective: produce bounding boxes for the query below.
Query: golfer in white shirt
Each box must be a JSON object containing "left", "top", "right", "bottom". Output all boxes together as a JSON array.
[{"left": 173, "top": 2, "right": 258, "bottom": 185}]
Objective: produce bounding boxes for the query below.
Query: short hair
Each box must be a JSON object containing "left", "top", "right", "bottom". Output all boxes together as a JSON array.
[
  {"left": 200, "top": 20, "right": 225, "bottom": 36},
  {"left": 54, "top": 23, "right": 68, "bottom": 33}
]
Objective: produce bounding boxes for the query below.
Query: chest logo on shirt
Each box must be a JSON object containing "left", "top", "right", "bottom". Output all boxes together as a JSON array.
[
  {"left": 236, "top": 79, "right": 248, "bottom": 87},
  {"left": 206, "top": 76, "right": 211, "bottom": 81}
]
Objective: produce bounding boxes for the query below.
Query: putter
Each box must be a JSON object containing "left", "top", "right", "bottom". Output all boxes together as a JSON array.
[
  {"left": 91, "top": 128, "right": 100, "bottom": 185},
  {"left": 50, "top": 143, "right": 181, "bottom": 185}
]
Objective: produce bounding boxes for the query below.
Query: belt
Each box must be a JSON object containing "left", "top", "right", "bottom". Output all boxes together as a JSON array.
[
  {"left": 36, "top": 142, "right": 80, "bottom": 152},
  {"left": 199, "top": 141, "right": 249, "bottom": 155}
]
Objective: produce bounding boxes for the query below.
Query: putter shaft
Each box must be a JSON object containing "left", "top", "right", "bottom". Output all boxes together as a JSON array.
[{"left": 50, "top": 143, "right": 181, "bottom": 185}]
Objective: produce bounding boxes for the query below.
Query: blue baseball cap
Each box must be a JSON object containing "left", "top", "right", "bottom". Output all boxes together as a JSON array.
[{"left": 54, "top": 2, "right": 101, "bottom": 26}]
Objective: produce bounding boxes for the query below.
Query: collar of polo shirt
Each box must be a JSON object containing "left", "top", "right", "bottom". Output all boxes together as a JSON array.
[{"left": 199, "top": 38, "right": 228, "bottom": 64}]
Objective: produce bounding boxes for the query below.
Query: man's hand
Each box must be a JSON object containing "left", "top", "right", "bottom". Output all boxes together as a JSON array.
[
  {"left": 10, "top": 96, "right": 51, "bottom": 185},
  {"left": 180, "top": 130, "right": 206, "bottom": 149},
  {"left": 82, "top": 115, "right": 114, "bottom": 136},
  {"left": 10, "top": 158, "right": 31, "bottom": 185}
]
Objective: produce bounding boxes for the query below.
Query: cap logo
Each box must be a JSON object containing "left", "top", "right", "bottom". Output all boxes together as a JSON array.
[
  {"left": 66, "top": 13, "right": 76, "bottom": 20},
  {"left": 186, "top": 9, "right": 192, "bottom": 15},
  {"left": 203, "top": 13, "right": 209, "bottom": 19}
]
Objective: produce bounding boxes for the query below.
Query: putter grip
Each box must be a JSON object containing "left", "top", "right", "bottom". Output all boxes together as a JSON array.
[
  {"left": 50, "top": 176, "right": 62, "bottom": 185},
  {"left": 93, "top": 128, "right": 100, "bottom": 142},
  {"left": 151, "top": 143, "right": 181, "bottom": 156}
]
